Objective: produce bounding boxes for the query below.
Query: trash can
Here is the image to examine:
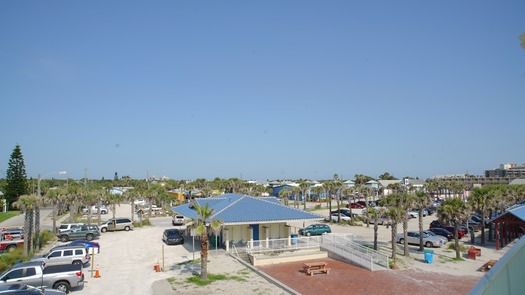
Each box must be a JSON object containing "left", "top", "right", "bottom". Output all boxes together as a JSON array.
[
  {"left": 424, "top": 249, "right": 434, "bottom": 264},
  {"left": 291, "top": 234, "right": 298, "bottom": 245}
]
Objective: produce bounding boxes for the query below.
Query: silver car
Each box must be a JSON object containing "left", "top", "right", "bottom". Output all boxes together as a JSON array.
[{"left": 396, "top": 231, "right": 446, "bottom": 248}]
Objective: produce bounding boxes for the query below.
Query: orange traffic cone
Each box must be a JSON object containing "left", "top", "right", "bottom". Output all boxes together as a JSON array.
[{"left": 94, "top": 265, "right": 101, "bottom": 278}]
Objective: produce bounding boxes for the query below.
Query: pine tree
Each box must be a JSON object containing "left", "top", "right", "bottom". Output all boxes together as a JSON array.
[{"left": 5, "top": 145, "right": 28, "bottom": 209}]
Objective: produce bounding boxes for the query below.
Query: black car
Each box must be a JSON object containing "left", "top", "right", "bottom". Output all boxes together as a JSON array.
[
  {"left": 162, "top": 229, "right": 184, "bottom": 245},
  {"left": 429, "top": 227, "right": 453, "bottom": 241}
]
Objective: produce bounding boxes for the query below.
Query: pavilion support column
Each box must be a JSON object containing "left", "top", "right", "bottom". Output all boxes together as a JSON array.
[
  {"left": 248, "top": 226, "right": 253, "bottom": 248},
  {"left": 224, "top": 228, "right": 230, "bottom": 252},
  {"left": 495, "top": 223, "right": 500, "bottom": 250},
  {"left": 286, "top": 225, "right": 291, "bottom": 246}
]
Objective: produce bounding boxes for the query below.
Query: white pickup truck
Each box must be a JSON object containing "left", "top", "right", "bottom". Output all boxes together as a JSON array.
[{"left": 0, "top": 261, "right": 84, "bottom": 294}]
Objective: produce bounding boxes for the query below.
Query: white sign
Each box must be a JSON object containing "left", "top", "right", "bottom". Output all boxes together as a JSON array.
[{"left": 89, "top": 247, "right": 99, "bottom": 255}]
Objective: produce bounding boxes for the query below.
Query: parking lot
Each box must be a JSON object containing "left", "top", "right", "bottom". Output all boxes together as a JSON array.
[{"left": 2, "top": 202, "right": 515, "bottom": 294}]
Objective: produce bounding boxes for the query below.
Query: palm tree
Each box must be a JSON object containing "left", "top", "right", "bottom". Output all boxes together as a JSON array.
[
  {"left": 383, "top": 194, "right": 406, "bottom": 269},
  {"left": 13, "top": 194, "right": 38, "bottom": 255},
  {"left": 311, "top": 186, "right": 324, "bottom": 206},
  {"left": 45, "top": 187, "right": 66, "bottom": 234},
  {"left": 107, "top": 192, "right": 125, "bottom": 219},
  {"left": 291, "top": 186, "right": 301, "bottom": 209},
  {"left": 278, "top": 188, "right": 292, "bottom": 206},
  {"left": 414, "top": 191, "right": 433, "bottom": 251},
  {"left": 367, "top": 207, "right": 386, "bottom": 250},
  {"left": 193, "top": 202, "right": 222, "bottom": 280},
  {"left": 468, "top": 187, "right": 491, "bottom": 246},
  {"left": 438, "top": 197, "right": 469, "bottom": 259},
  {"left": 298, "top": 181, "right": 310, "bottom": 210}
]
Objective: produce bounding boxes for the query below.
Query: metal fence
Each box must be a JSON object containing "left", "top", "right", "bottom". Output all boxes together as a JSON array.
[
  {"left": 319, "top": 234, "right": 390, "bottom": 270},
  {"left": 246, "top": 236, "right": 322, "bottom": 255},
  {"left": 244, "top": 233, "right": 389, "bottom": 271}
]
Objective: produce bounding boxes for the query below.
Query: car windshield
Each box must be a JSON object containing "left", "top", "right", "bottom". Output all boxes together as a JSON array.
[{"left": 426, "top": 231, "right": 437, "bottom": 236}]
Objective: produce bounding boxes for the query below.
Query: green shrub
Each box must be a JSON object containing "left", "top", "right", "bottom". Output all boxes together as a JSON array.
[
  {"left": 0, "top": 247, "right": 29, "bottom": 272},
  {"left": 447, "top": 242, "right": 468, "bottom": 252}
]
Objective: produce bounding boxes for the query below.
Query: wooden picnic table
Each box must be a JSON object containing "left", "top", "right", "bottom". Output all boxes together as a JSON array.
[{"left": 303, "top": 262, "right": 330, "bottom": 276}]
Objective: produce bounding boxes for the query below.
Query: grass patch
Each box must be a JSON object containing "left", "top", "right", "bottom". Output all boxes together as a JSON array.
[
  {"left": 0, "top": 211, "right": 20, "bottom": 223},
  {"left": 184, "top": 273, "right": 248, "bottom": 287},
  {"left": 133, "top": 219, "right": 152, "bottom": 228}
]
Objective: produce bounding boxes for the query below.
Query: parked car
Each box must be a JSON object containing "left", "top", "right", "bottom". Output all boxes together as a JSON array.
[
  {"left": 408, "top": 210, "right": 419, "bottom": 218},
  {"left": 100, "top": 218, "right": 133, "bottom": 233},
  {"left": 425, "top": 207, "right": 436, "bottom": 215},
  {"left": 31, "top": 245, "right": 90, "bottom": 267},
  {"left": 330, "top": 209, "right": 358, "bottom": 218},
  {"left": 396, "top": 231, "right": 446, "bottom": 248},
  {"left": 133, "top": 199, "right": 146, "bottom": 206},
  {"left": 429, "top": 220, "right": 467, "bottom": 238},
  {"left": 329, "top": 212, "right": 351, "bottom": 222},
  {"left": 0, "top": 261, "right": 84, "bottom": 294},
  {"left": 58, "top": 240, "right": 101, "bottom": 254},
  {"left": 298, "top": 224, "right": 332, "bottom": 236},
  {"left": 57, "top": 225, "right": 100, "bottom": 242},
  {"left": 0, "top": 229, "right": 24, "bottom": 253},
  {"left": 428, "top": 227, "right": 454, "bottom": 241},
  {"left": 367, "top": 216, "right": 390, "bottom": 226},
  {"left": 422, "top": 230, "right": 449, "bottom": 245},
  {"left": 162, "top": 229, "right": 185, "bottom": 245},
  {"left": 346, "top": 203, "right": 365, "bottom": 209},
  {"left": 0, "top": 283, "right": 67, "bottom": 295},
  {"left": 172, "top": 215, "right": 185, "bottom": 226},
  {"left": 0, "top": 228, "right": 24, "bottom": 240},
  {"left": 82, "top": 205, "right": 108, "bottom": 215},
  {"left": 56, "top": 223, "right": 84, "bottom": 234}
]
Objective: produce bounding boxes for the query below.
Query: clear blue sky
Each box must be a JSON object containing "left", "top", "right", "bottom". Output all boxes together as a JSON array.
[{"left": 1, "top": 1, "right": 524, "bottom": 181}]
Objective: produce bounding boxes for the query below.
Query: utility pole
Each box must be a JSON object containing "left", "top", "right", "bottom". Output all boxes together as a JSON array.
[{"left": 84, "top": 168, "right": 88, "bottom": 188}]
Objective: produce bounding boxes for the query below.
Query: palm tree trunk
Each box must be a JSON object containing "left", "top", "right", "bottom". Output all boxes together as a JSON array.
[
  {"left": 403, "top": 219, "right": 409, "bottom": 256},
  {"left": 200, "top": 235, "right": 209, "bottom": 280},
  {"left": 34, "top": 206, "right": 41, "bottom": 251},
  {"left": 454, "top": 224, "right": 461, "bottom": 259},
  {"left": 391, "top": 222, "right": 398, "bottom": 269},
  {"left": 52, "top": 201, "right": 57, "bottom": 234},
  {"left": 418, "top": 210, "right": 424, "bottom": 251},
  {"left": 28, "top": 208, "right": 34, "bottom": 254},
  {"left": 24, "top": 211, "right": 31, "bottom": 256},
  {"left": 373, "top": 223, "right": 378, "bottom": 250}
]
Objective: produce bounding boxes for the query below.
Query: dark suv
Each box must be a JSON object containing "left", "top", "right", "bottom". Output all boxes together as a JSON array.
[{"left": 298, "top": 224, "right": 331, "bottom": 236}]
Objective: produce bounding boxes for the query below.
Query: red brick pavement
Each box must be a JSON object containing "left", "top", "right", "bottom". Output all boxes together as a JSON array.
[{"left": 258, "top": 258, "right": 480, "bottom": 295}]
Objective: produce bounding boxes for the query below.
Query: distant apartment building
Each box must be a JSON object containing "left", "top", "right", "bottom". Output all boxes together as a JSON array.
[{"left": 485, "top": 163, "right": 525, "bottom": 178}]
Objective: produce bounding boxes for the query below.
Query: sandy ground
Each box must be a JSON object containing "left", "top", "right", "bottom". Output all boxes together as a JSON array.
[{"left": 6, "top": 202, "right": 515, "bottom": 295}]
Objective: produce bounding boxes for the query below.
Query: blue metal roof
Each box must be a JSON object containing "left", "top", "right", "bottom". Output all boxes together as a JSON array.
[
  {"left": 172, "top": 193, "right": 323, "bottom": 225},
  {"left": 491, "top": 204, "right": 525, "bottom": 223}
]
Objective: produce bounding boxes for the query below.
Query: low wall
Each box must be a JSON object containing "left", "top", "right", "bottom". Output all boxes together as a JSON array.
[{"left": 250, "top": 249, "right": 328, "bottom": 266}]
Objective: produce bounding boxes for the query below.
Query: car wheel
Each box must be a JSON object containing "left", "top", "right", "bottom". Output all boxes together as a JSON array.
[
  {"left": 60, "top": 235, "right": 68, "bottom": 242},
  {"left": 399, "top": 238, "right": 404, "bottom": 244},
  {"left": 53, "top": 281, "right": 71, "bottom": 294},
  {"left": 306, "top": 232, "right": 311, "bottom": 236},
  {"left": 101, "top": 227, "right": 107, "bottom": 233},
  {"left": 86, "top": 234, "right": 94, "bottom": 241},
  {"left": 72, "top": 260, "right": 82, "bottom": 265},
  {"left": 425, "top": 241, "right": 433, "bottom": 248},
  {"left": 5, "top": 245, "right": 17, "bottom": 253},
  {"left": 124, "top": 226, "right": 130, "bottom": 231}
]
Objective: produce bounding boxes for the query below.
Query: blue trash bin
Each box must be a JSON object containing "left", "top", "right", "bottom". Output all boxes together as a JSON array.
[
  {"left": 424, "top": 250, "right": 434, "bottom": 264},
  {"left": 291, "top": 234, "right": 298, "bottom": 245}
]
